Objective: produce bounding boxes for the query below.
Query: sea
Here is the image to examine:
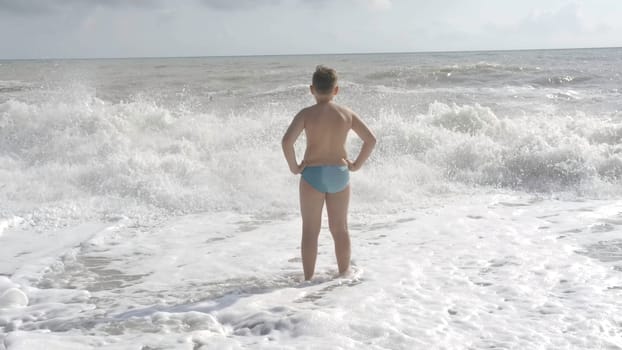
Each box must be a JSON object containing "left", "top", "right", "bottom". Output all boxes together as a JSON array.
[{"left": 1, "top": 48, "right": 621, "bottom": 349}]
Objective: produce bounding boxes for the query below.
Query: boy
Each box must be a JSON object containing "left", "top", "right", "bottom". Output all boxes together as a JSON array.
[{"left": 281, "top": 65, "right": 376, "bottom": 281}]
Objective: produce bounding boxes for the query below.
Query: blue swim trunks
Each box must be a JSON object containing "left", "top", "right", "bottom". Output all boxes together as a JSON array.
[{"left": 301, "top": 165, "right": 350, "bottom": 193}]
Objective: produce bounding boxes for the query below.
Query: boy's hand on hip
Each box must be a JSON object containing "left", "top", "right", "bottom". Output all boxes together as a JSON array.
[
  {"left": 345, "top": 159, "right": 359, "bottom": 172},
  {"left": 291, "top": 161, "right": 306, "bottom": 174}
]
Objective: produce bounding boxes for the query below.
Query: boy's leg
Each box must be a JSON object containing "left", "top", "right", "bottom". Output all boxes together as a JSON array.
[
  {"left": 325, "top": 185, "right": 351, "bottom": 275},
  {"left": 299, "top": 178, "right": 325, "bottom": 280}
]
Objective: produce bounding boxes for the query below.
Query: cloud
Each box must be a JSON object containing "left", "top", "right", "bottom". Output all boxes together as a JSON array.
[
  {"left": 199, "top": 0, "right": 286, "bottom": 11},
  {"left": 0, "top": 0, "right": 57, "bottom": 14},
  {"left": 477, "top": 2, "right": 613, "bottom": 50},
  {"left": 361, "top": 0, "right": 392, "bottom": 11},
  {"left": 519, "top": 2, "right": 586, "bottom": 35},
  {"left": 0, "top": 0, "right": 161, "bottom": 15},
  {"left": 198, "top": 0, "right": 391, "bottom": 12},
  {"left": 0, "top": 0, "right": 392, "bottom": 15}
]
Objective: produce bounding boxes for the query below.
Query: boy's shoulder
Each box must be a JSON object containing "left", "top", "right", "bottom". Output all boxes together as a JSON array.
[
  {"left": 301, "top": 103, "right": 354, "bottom": 114},
  {"left": 332, "top": 103, "right": 357, "bottom": 118},
  {"left": 299, "top": 105, "right": 315, "bottom": 113}
]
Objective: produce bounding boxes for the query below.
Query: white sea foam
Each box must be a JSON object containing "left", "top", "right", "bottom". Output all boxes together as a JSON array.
[
  {"left": 0, "top": 289, "right": 28, "bottom": 308},
  {"left": 1, "top": 94, "right": 621, "bottom": 229},
  {"left": 0, "top": 217, "right": 23, "bottom": 237},
  {"left": 1, "top": 197, "right": 621, "bottom": 349}
]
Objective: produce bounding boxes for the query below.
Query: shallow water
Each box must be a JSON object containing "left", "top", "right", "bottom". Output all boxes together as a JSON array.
[{"left": 2, "top": 196, "right": 622, "bottom": 349}]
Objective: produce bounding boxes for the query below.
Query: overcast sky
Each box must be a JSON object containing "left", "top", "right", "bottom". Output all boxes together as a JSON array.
[{"left": 0, "top": 0, "right": 620, "bottom": 59}]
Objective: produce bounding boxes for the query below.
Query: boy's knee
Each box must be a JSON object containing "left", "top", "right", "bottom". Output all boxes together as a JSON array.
[
  {"left": 301, "top": 232, "right": 319, "bottom": 243},
  {"left": 329, "top": 227, "right": 349, "bottom": 239},
  {"left": 328, "top": 221, "right": 347, "bottom": 232},
  {"left": 302, "top": 226, "right": 321, "bottom": 235}
]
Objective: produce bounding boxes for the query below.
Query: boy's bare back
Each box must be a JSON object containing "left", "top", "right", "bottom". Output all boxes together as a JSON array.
[
  {"left": 299, "top": 102, "right": 352, "bottom": 167},
  {"left": 283, "top": 100, "right": 374, "bottom": 174}
]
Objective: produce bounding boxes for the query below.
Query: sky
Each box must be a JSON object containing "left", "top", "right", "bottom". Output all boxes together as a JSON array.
[{"left": 0, "top": 0, "right": 620, "bottom": 59}]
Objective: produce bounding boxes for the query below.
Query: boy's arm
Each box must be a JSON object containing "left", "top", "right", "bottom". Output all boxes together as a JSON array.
[
  {"left": 349, "top": 112, "right": 377, "bottom": 172},
  {"left": 281, "top": 111, "right": 306, "bottom": 174}
]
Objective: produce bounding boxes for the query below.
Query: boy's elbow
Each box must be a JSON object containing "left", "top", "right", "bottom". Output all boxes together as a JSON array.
[
  {"left": 368, "top": 134, "right": 377, "bottom": 147},
  {"left": 281, "top": 136, "right": 292, "bottom": 148}
]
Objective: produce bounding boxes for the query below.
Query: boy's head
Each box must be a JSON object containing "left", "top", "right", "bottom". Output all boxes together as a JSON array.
[{"left": 311, "top": 65, "right": 338, "bottom": 97}]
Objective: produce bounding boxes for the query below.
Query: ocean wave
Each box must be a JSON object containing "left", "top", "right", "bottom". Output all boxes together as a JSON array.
[
  {"left": 435, "top": 62, "right": 532, "bottom": 75},
  {"left": 530, "top": 75, "right": 593, "bottom": 86},
  {"left": 1, "top": 92, "right": 621, "bottom": 226},
  {"left": 428, "top": 102, "right": 499, "bottom": 135},
  {"left": 0, "top": 93, "right": 299, "bottom": 227},
  {"left": 361, "top": 62, "right": 549, "bottom": 88},
  {"left": 587, "top": 125, "right": 622, "bottom": 145},
  {"left": 375, "top": 102, "right": 622, "bottom": 193},
  {"left": 0, "top": 80, "right": 33, "bottom": 94}
]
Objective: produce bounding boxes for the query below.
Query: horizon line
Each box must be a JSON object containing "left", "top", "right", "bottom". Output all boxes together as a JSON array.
[{"left": 1, "top": 45, "right": 620, "bottom": 61}]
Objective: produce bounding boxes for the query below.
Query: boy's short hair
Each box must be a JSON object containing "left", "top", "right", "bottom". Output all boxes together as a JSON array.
[{"left": 312, "top": 65, "right": 338, "bottom": 94}]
